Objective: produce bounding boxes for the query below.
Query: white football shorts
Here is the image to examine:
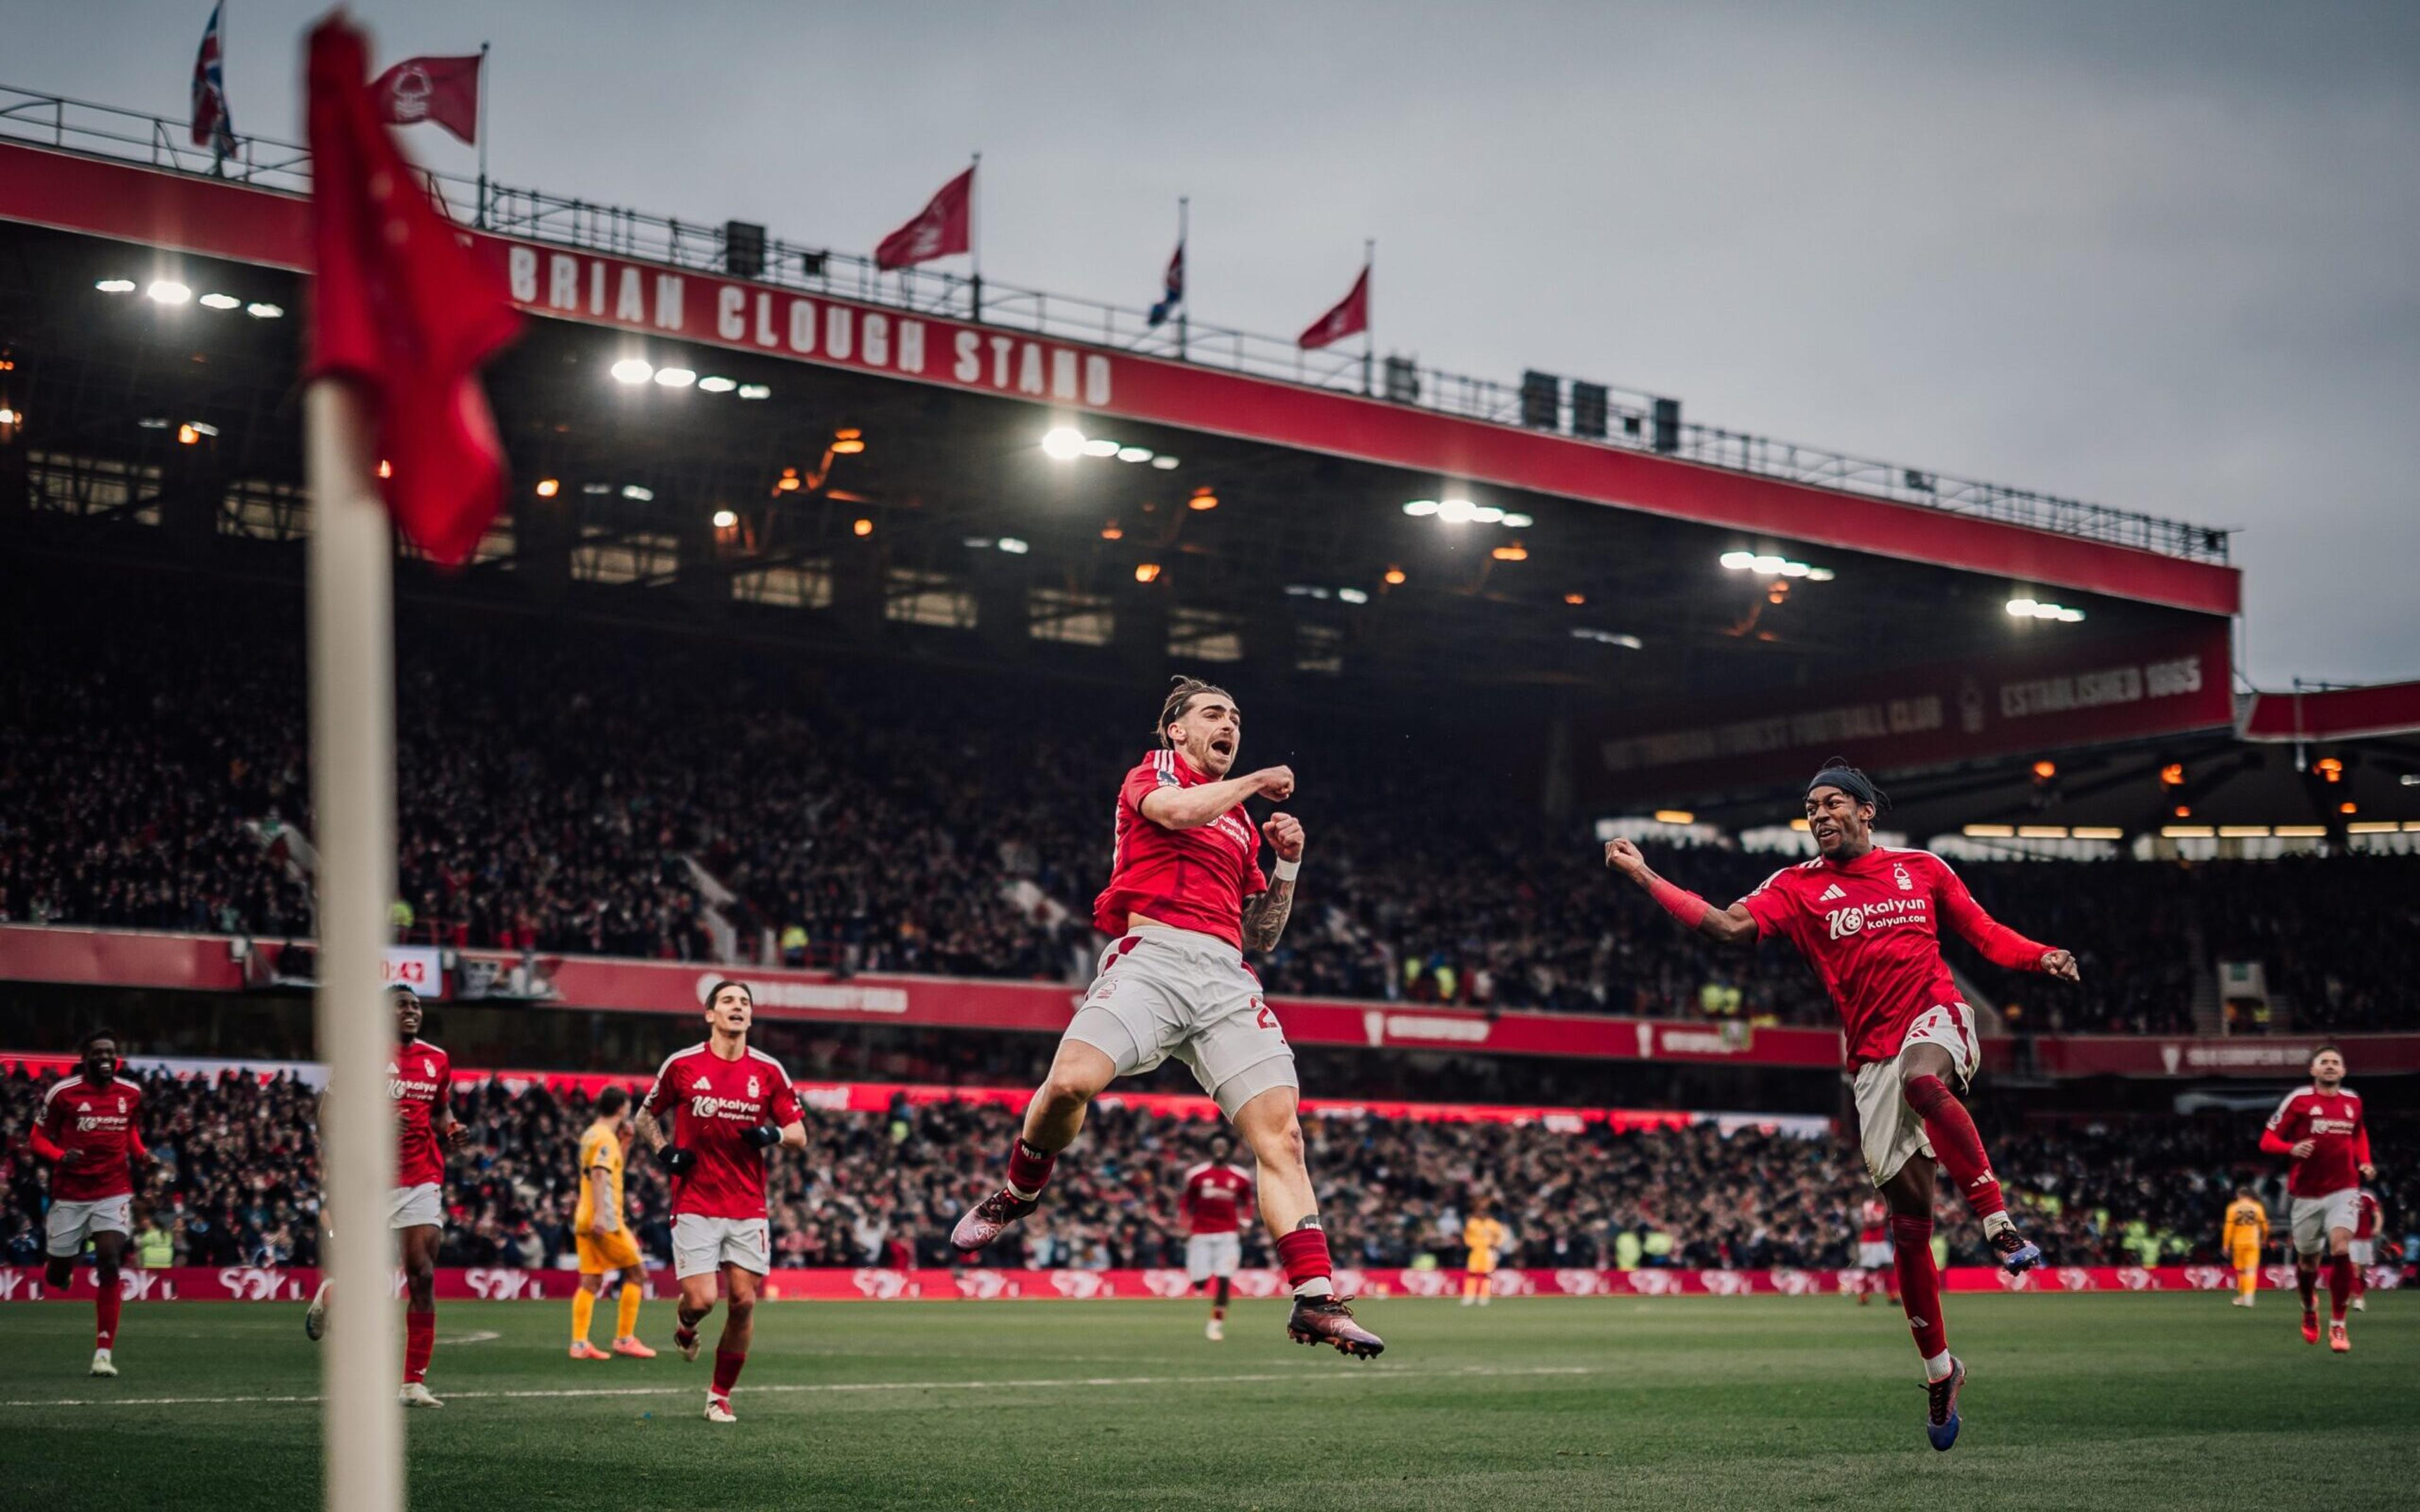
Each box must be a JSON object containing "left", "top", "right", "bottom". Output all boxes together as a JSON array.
[
  {"left": 45, "top": 1195, "right": 133, "bottom": 1257},
  {"left": 1851, "top": 1003, "right": 1981, "bottom": 1189},
  {"left": 1065, "top": 927, "right": 1297, "bottom": 1119},
  {"left": 673, "top": 1214, "right": 771, "bottom": 1279}
]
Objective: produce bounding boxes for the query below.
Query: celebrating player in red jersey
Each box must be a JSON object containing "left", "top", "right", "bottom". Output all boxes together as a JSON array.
[
  {"left": 637, "top": 981, "right": 807, "bottom": 1424},
  {"left": 1606, "top": 759, "right": 2077, "bottom": 1451},
  {"left": 2349, "top": 1188, "right": 2383, "bottom": 1312},
  {"left": 954, "top": 678, "right": 1383, "bottom": 1358},
  {"left": 31, "top": 1028, "right": 151, "bottom": 1377},
  {"left": 2259, "top": 1046, "right": 2374, "bottom": 1351},
  {"left": 1180, "top": 1131, "right": 1256, "bottom": 1340},
  {"left": 308, "top": 987, "right": 471, "bottom": 1406},
  {"left": 1853, "top": 1196, "right": 1896, "bottom": 1306}
]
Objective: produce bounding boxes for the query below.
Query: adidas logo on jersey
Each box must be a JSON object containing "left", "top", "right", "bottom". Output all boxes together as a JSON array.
[{"left": 1819, "top": 884, "right": 1847, "bottom": 902}]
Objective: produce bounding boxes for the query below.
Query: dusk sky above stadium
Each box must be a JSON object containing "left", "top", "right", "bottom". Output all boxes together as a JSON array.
[{"left": 19, "top": 0, "right": 2418, "bottom": 685}]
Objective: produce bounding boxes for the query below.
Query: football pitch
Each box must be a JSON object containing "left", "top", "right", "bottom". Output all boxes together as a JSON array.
[{"left": 0, "top": 1293, "right": 2406, "bottom": 1511}]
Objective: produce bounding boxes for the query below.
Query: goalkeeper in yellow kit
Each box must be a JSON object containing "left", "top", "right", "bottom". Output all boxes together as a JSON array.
[
  {"left": 1461, "top": 1201, "right": 1508, "bottom": 1307},
  {"left": 2221, "top": 1186, "right": 2269, "bottom": 1309},
  {"left": 570, "top": 1086, "right": 656, "bottom": 1358}
]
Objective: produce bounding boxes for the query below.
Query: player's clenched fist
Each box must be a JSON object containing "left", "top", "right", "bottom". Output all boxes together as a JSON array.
[
  {"left": 1263, "top": 813, "right": 1305, "bottom": 862},
  {"left": 2039, "top": 949, "right": 2081, "bottom": 982},
  {"left": 1251, "top": 765, "right": 1295, "bottom": 800},
  {"left": 1603, "top": 839, "right": 1649, "bottom": 879}
]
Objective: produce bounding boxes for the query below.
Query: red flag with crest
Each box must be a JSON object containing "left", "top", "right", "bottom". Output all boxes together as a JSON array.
[
  {"left": 875, "top": 166, "right": 975, "bottom": 271},
  {"left": 1297, "top": 263, "right": 1370, "bottom": 350},
  {"left": 370, "top": 54, "right": 482, "bottom": 146}
]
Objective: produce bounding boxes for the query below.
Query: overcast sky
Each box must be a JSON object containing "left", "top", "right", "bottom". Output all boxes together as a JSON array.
[{"left": 13, "top": 0, "right": 2418, "bottom": 684}]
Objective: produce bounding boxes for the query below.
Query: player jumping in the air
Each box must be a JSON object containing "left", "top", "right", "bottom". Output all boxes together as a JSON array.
[
  {"left": 1180, "top": 1132, "right": 1255, "bottom": 1340},
  {"left": 569, "top": 1085, "right": 655, "bottom": 1360},
  {"left": 1606, "top": 759, "right": 2077, "bottom": 1451},
  {"left": 306, "top": 986, "right": 471, "bottom": 1407},
  {"left": 2259, "top": 1046, "right": 2373, "bottom": 1352},
  {"left": 1854, "top": 1195, "right": 1897, "bottom": 1306},
  {"left": 953, "top": 677, "right": 1384, "bottom": 1358},
  {"left": 31, "top": 1029, "right": 150, "bottom": 1377},
  {"left": 2349, "top": 1187, "right": 2383, "bottom": 1312},
  {"left": 2221, "top": 1186, "right": 2269, "bottom": 1308},
  {"left": 637, "top": 981, "right": 807, "bottom": 1423}
]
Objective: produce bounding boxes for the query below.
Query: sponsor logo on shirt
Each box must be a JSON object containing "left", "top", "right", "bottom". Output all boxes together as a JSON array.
[
  {"left": 1824, "top": 896, "right": 1931, "bottom": 939},
  {"left": 689, "top": 1092, "right": 766, "bottom": 1121}
]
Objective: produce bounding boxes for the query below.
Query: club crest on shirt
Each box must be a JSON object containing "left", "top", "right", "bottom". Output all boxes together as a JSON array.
[
  {"left": 1893, "top": 862, "right": 1912, "bottom": 893},
  {"left": 746, "top": 1075, "right": 761, "bottom": 1099}
]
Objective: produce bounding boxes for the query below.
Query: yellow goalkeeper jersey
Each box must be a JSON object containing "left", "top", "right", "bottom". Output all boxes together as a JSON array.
[
  {"left": 574, "top": 1119, "right": 626, "bottom": 1233},
  {"left": 2222, "top": 1197, "right": 2267, "bottom": 1253},
  {"left": 1463, "top": 1216, "right": 1507, "bottom": 1271}
]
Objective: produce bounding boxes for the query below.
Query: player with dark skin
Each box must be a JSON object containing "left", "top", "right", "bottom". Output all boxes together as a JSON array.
[
  {"left": 42, "top": 1033, "right": 153, "bottom": 1296},
  {"left": 1606, "top": 783, "right": 2077, "bottom": 1228},
  {"left": 392, "top": 988, "right": 471, "bottom": 1319}
]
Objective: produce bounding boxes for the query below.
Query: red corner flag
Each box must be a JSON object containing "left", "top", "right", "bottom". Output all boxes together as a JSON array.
[
  {"left": 1298, "top": 263, "right": 1370, "bottom": 350},
  {"left": 370, "top": 54, "right": 482, "bottom": 146},
  {"left": 306, "top": 18, "right": 521, "bottom": 569},
  {"left": 875, "top": 165, "right": 974, "bottom": 271}
]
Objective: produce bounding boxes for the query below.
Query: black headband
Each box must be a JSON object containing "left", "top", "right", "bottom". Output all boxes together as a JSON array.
[{"left": 1807, "top": 762, "right": 1882, "bottom": 810}]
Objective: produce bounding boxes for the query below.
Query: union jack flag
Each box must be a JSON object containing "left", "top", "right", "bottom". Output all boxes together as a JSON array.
[{"left": 190, "top": 3, "right": 236, "bottom": 156}]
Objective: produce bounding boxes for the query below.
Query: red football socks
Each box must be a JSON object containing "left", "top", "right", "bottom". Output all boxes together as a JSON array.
[
  {"left": 96, "top": 1285, "right": 121, "bottom": 1349},
  {"left": 712, "top": 1348, "right": 747, "bottom": 1399},
  {"left": 2297, "top": 1266, "right": 2319, "bottom": 1313},
  {"left": 1005, "top": 1138, "right": 1057, "bottom": 1200},
  {"left": 2328, "top": 1256, "right": 2354, "bottom": 1321},
  {"left": 1903, "top": 1075, "right": 2007, "bottom": 1221},
  {"left": 403, "top": 1308, "right": 435, "bottom": 1384},
  {"left": 1276, "top": 1229, "right": 1334, "bottom": 1293},
  {"left": 1212, "top": 1277, "right": 1231, "bottom": 1319},
  {"left": 1889, "top": 1215, "right": 1947, "bottom": 1361}
]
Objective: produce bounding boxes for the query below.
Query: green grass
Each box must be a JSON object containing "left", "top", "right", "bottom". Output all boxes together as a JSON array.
[{"left": 0, "top": 1293, "right": 2407, "bottom": 1510}]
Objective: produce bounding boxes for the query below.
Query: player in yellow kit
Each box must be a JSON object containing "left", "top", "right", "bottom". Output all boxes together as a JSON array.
[
  {"left": 570, "top": 1086, "right": 656, "bottom": 1359},
  {"left": 1461, "top": 1201, "right": 1507, "bottom": 1307},
  {"left": 2221, "top": 1186, "right": 2269, "bottom": 1309}
]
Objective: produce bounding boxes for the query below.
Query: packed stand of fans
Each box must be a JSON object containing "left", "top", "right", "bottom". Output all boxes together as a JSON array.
[
  {"left": 6, "top": 1068, "right": 2407, "bottom": 1276},
  {"left": 5, "top": 563, "right": 2416, "bottom": 1033}
]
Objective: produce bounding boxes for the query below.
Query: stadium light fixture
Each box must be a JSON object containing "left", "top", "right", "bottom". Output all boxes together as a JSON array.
[
  {"left": 2218, "top": 825, "right": 2269, "bottom": 839},
  {"left": 1491, "top": 542, "right": 1529, "bottom": 562},
  {"left": 1719, "top": 551, "right": 1756, "bottom": 570},
  {"left": 2348, "top": 820, "right": 2400, "bottom": 834},
  {"left": 1569, "top": 628, "right": 1644, "bottom": 648},
  {"left": 712, "top": 508, "right": 739, "bottom": 529},
  {"left": 2275, "top": 825, "right": 2327, "bottom": 838},
  {"left": 1778, "top": 561, "right": 1810, "bottom": 578},
  {"left": 622, "top": 484, "right": 654, "bottom": 501},
  {"left": 245, "top": 302, "right": 284, "bottom": 319},
  {"left": 2402, "top": 773, "right": 2420, "bottom": 787},
  {"left": 1081, "top": 437, "right": 1122, "bottom": 458},
  {"left": 1041, "top": 426, "right": 1086, "bottom": 460},
  {"left": 1338, "top": 588, "right": 1369, "bottom": 605},
  {"left": 775, "top": 467, "right": 803, "bottom": 493},
  {"left": 2032, "top": 760, "right": 2057, "bottom": 780},
  {"left": 2071, "top": 827, "right": 2125, "bottom": 841},
  {"left": 1654, "top": 810, "right": 1695, "bottom": 825},
  {"left": 145, "top": 280, "right": 192, "bottom": 304},
  {"left": 2315, "top": 757, "right": 2344, "bottom": 782},
  {"left": 654, "top": 367, "right": 698, "bottom": 389},
  {"left": 1806, "top": 568, "right": 1836, "bottom": 581},
  {"left": 1188, "top": 487, "right": 1218, "bottom": 511},
  {"left": 95, "top": 278, "right": 136, "bottom": 294},
  {"left": 581, "top": 482, "right": 613, "bottom": 495},
  {"left": 137, "top": 416, "right": 170, "bottom": 429},
  {"left": 998, "top": 537, "right": 1030, "bottom": 554},
  {"left": 2019, "top": 825, "right": 2067, "bottom": 839},
  {"left": 735, "top": 383, "right": 772, "bottom": 400},
  {"left": 0, "top": 406, "right": 16, "bottom": 428},
  {"left": 176, "top": 423, "right": 200, "bottom": 444},
  {"left": 1402, "top": 500, "right": 1439, "bottom": 517},
  {"left": 2162, "top": 824, "right": 2215, "bottom": 839},
  {"left": 696, "top": 375, "right": 738, "bottom": 394},
  {"left": 2006, "top": 598, "right": 2037, "bottom": 616},
  {"left": 1134, "top": 562, "right": 1162, "bottom": 583},
  {"left": 1469, "top": 505, "right": 1506, "bottom": 525},
  {"left": 2172, "top": 804, "right": 2192, "bottom": 818},
  {"left": 534, "top": 479, "right": 560, "bottom": 498},
  {"left": 1564, "top": 592, "right": 1586, "bottom": 605},
  {"left": 1116, "top": 445, "right": 1154, "bottom": 464},
  {"left": 1150, "top": 455, "right": 1180, "bottom": 470},
  {"left": 1383, "top": 566, "right": 1407, "bottom": 585},
  {"left": 1436, "top": 498, "right": 1476, "bottom": 524},
  {"left": 830, "top": 427, "right": 866, "bottom": 455},
  {"left": 198, "top": 292, "right": 241, "bottom": 310},
  {"left": 1501, "top": 513, "right": 1535, "bottom": 529},
  {"left": 852, "top": 517, "right": 875, "bottom": 537},
  {"left": 609, "top": 357, "right": 654, "bottom": 384},
  {"left": 1749, "top": 554, "right": 1788, "bottom": 575},
  {"left": 1962, "top": 824, "right": 2016, "bottom": 838},
  {"left": 1100, "top": 522, "right": 1124, "bottom": 541},
  {"left": 964, "top": 536, "right": 996, "bottom": 550},
  {"left": 2339, "top": 801, "right": 2358, "bottom": 816}
]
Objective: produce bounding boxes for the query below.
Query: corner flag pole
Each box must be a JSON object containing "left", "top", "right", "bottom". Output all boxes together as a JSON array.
[
  {"left": 1362, "top": 236, "right": 1375, "bottom": 397},
  {"left": 475, "top": 41, "right": 490, "bottom": 228},
  {"left": 305, "top": 375, "right": 403, "bottom": 1512}
]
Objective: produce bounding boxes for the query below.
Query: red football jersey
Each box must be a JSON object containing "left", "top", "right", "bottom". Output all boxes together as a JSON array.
[
  {"left": 1092, "top": 749, "right": 1269, "bottom": 949},
  {"left": 2354, "top": 1191, "right": 2382, "bottom": 1240},
  {"left": 1857, "top": 1197, "right": 1888, "bottom": 1244},
  {"left": 388, "top": 1038, "right": 453, "bottom": 1189},
  {"left": 1181, "top": 1161, "right": 1255, "bottom": 1236},
  {"left": 1737, "top": 847, "right": 2048, "bottom": 1069},
  {"left": 37, "top": 1075, "right": 144, "bottom": 1203},
  {"left": 640, "top": 1042, "right": 802, "bottom": 1220},
  {"left": 2265, "top": 1085, "right": 2369, "bottom": 1198}
]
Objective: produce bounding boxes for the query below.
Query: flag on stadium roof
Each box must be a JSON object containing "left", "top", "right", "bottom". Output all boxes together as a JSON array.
[
  {"left": 370, "top": 53, "right": 483, "bottom": 146},
  {"left": 188, "top": 3, "right": 236, "bottom": 156},
  {"left": 875, "top": 164, "right": 975, "bottom": 271},
  {"left": 1298, "top": 261, "right": 1370, "bottom": 350},
  {"left": 305, "top": 16, "right": 522, "bottom": 569},
  {"left": 1147, "top": 239, "right": 1185, "bottom": 327}
]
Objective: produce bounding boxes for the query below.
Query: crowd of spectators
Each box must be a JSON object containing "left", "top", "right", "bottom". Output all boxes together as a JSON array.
[
  {"left": 6, "top": 1068, "right": 2407, "bottom": 1276},
  {"left": 4, "top": 563, "right": 2414, "bottom": 1034}
]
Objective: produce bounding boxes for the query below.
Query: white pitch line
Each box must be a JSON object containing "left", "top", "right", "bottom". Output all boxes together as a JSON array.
[
  {"left": 435, "top": 1330, "right": 501, "bottom": 1346},
  {"left": 1, "top": 1364, "right": 1594, "bottom": 1411}
]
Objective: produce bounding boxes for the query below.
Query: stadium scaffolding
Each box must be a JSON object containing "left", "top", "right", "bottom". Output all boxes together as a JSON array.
[{"left": 0, "top": 82, "right": 2230, "bottom": 565}]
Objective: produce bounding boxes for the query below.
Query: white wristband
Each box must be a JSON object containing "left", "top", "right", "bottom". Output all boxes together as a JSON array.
[{"left": 1272, "top": 857, "right": 1301, "bottom": 882}]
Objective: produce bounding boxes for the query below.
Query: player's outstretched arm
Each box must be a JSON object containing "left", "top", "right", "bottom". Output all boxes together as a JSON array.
[
  {"left": 1603, "top": 839, "right": 1758, "bottom": 946},
  {"left": 1140, "top": 765, "right": 1294, "bottom": 830}
]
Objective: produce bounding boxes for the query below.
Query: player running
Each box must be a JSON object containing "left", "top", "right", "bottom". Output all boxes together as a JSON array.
[
  {"left": 569, "top": 1085, "right": 655, "bottom": 1361},
  {"left": 31, "top": 1029, "right": 151, "bottom": 1377},
  {"left": 952, "top": 677, "right": 1383, "bottom": 1358},
  {"left": 1605, "top": 759, "right": 2078, "bottom": 1451},
  {"left": 1180, "top": 1132, "right": 1255, "bottom": 1340},
  {"left": 2221, "top": 1186, "right": 2269, "bottom": 1308},
  {"left": 635, "top": 981, "right": 807, "bottom": 1423},
  {"left": 1853, "top": 1195, "right": 1898, "bottom": 1306},
  {"left": 2259, "top": 1046, "right": 2374, "bottom": 1352},
  {"left": 305, "top": 986, "right": 471, "bottom": 1407},
  {"left": 1461, "top": 1201, "right": 1507, "bottom": 1307},
  {"left": 2349, "top": 1187, "right": 2382, "bottom": 1312}
]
